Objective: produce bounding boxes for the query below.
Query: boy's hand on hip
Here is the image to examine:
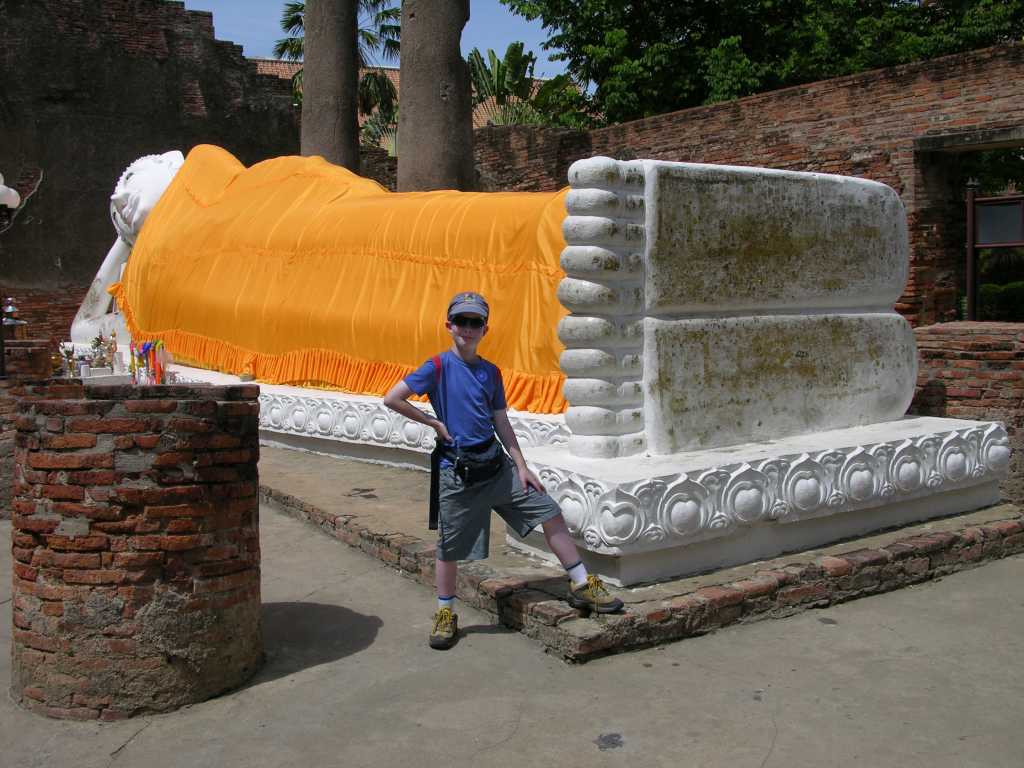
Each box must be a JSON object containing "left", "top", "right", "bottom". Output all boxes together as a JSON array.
[
  {"left": 519, "top": 466, "right": 545, "bottom": 494},
  {"left": 432, "top": 420, "right": 452, "bottom": 444}
]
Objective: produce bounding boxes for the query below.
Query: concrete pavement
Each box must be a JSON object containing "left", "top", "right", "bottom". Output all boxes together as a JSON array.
[{"left": 3, "top": 510, "right": 1023, "bottom": 768}]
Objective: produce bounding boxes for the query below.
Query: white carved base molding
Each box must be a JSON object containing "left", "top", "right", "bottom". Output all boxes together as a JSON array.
[
  {"left": 170, "top": 364, "right": 570, "bottom": 468},
  {"left": 510, "top": 417, "right": 1010, "bottom": 586}
]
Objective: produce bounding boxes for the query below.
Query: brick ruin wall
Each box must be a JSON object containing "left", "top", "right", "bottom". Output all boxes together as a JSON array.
[
  {"left": 909, "top": 323, "right": 1024, "bottom": 505},
  {"left": 0, "top": 0, "right": 299, "bottom": 293}
]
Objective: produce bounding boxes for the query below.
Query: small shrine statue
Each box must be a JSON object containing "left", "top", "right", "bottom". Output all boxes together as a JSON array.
[
  {"left": 59, "top": 342, "right": 76, "bottom": 377},
  {"left": 90, "top": 333, "right": 108, "bottom": 368},
  {"left": 106, "top": 330, "right": 120, "bottom": 372}
]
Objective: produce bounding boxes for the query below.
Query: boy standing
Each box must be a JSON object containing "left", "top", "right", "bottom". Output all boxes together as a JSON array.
[{"left": 383, "top": 291, "right": 623, "bottom": 650}]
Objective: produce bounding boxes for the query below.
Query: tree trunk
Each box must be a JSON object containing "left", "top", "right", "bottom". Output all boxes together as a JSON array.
[
  {"left": 397, "top": 0, "right": 475, "bottom": 191},
  {"left": 301, "top": 0, "right": 360, "bottom": 170}
]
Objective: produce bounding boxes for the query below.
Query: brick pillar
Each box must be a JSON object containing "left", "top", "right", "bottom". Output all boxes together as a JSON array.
[{"left": 10, "top": 380, "right": 262, "bottom": 720}]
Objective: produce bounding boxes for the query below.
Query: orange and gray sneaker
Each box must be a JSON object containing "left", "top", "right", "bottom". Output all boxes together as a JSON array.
[
  {"left": 567, "top": 574, "right": 624, "bottom": 613},
  {"left": 429, "top": 606, "right": 459, "bottom": 650}
]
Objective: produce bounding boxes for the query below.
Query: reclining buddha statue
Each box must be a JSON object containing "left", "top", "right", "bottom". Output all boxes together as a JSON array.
[{"left": 73, "top": 145, "right": 1010, "bottom": 585}]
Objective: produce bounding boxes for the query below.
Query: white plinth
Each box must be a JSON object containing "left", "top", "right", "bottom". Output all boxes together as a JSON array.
[
  {"left": 170, "top": 364, "right": 570, "bottom": 468},
  {"left": 511, "top": 417, "right": 1011, "bottom": 585}
]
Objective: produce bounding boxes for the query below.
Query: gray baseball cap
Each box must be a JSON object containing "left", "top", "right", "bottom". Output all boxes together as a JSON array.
[{"left": 447, "top": 291, "right": 489, "bottom": 318}]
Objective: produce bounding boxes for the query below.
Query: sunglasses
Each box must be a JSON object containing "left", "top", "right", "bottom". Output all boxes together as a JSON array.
[{"left": 450, "top": 315, "right": 486, "bottom": 329}]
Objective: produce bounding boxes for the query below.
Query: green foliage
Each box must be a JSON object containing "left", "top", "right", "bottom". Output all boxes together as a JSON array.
[
  {"left": 500, "top": 0, "right": 1024, "bottom": 123},
  {"left": 958, "top": 148, "right": 1024, "bottom": 196},
  {"left": 357, "top": 69, "right": 397, "bottom": 117},
  {"left": 468, "top": 42, "right": 537, "bottom": 106},
  {"left": 532, "top": 74, "right": 600, "bottom": 129},
  {"left": 467, "top": 42, "right": 581, "bottom": 127},
  {"left": 978, "top": 280, "right": 1024, "bottom": 321},
  {"left": 703, "top": 36, "right": 765, "bottom": 105},
  {"left": 979, "top": 246, "right": 1024, "bottom": 286},
  {"left": 360, "top": 108, "right": 398, "bottom": 156},
  {"left": 273, "top": 1, "right": 306, "bottom": 61}
]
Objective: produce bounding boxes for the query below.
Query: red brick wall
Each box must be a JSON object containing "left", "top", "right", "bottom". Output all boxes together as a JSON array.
[
  {"left": 474, "top": 127, "right": 588, "bottom": 192},
  {"left": 909, "top": 322, "right": 1024, "bottom": 505},
  {"left": 474, "top": 44, "right": 1024, "bottom": 326}
]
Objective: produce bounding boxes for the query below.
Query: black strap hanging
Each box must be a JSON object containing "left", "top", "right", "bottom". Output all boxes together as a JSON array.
[
  {"left": 428, "top": 438, "right": 443, "bottom": 530},
  {"left": 427, "top": 354, "right": 444, "bottom": 530}
]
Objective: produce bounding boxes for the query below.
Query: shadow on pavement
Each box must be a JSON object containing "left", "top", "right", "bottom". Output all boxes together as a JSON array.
[{"left": 249, "top": 601, "right": 383, "bottom": 685}]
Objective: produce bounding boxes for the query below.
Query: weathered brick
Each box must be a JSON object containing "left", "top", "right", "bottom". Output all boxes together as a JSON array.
[
  {"left": 41, "top": 434, "right": 97, "bottom": 450},
  {"left": 776, "top": 582, "right": 831, "bottom": 606},
  {"left": 730, "top": 576, "right": 780, "bottom": 599},
  {"left": 66, "top": 417, "right": 149, "bottom": 434},
  {"left": 158, "top": 534, "right": 204, "bottom": 551},
  {"left": 28, "top": 452, "right": 113, "bottom": 470},
  {"left": 479, "top": 576, "right": 528, "bottom": 598},
  {"left": 44, "top": 535, "right": 109, "bottom": 552},
  {"left": 32, "top": 550, "right": 102, "bottom": 569},
  {"left": 841, "top": 549, "right": 892, "bottom": 569},
  {"left": 124, "top": 399, "right": 179, "bottom": 413},
  {"left": 62, "top": 569, "right": 126, "bottom": 585},
  {"left": 12, "top": 514, "right": 61, "bottom": 534},
  {"left": 63, "top": 470, "right": 118, "bottom": 486},
  {"left": 144, "top": 502, "right": 213, "bottom": 519},
  {"left": 153, "top": 451, "right": 194, "bottom": 467},
  {"left": 819, "top": 556, "right": 853, "bottom": 577},
  {"left": 39, "top": 484, "right": 86, "bottom": 501},
  {"left": 13, "top": 562, "right": 39, "bottom": 581},
  {"left": 113, "top": 552, "right": 166, "bottom": 568}
]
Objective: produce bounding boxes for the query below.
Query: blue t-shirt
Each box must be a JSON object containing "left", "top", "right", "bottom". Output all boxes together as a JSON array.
[{"left": 404, "top": 351, "right": 507, "bottom": 449}]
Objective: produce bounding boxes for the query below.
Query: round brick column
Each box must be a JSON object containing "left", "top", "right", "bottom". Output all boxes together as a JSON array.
[{"left": 10, "top": 380, "right": 262, "bottom": 720}]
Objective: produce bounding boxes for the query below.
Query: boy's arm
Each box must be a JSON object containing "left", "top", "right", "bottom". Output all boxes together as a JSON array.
[
  {"left": 382, "top": 381, "right": 452, "bottom": 443},
  {"left": 493, "top": 408, "right": 545, "bottom": 493}
]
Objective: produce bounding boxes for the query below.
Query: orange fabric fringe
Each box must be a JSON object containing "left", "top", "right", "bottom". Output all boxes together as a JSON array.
[{"left": 110, "top": 282, "right": 568, "bottom": 413}]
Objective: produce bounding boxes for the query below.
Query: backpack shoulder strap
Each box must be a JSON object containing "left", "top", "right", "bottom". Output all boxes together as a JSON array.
[{"left": 431, "top": 354, "right": 445, "bottom": 424}]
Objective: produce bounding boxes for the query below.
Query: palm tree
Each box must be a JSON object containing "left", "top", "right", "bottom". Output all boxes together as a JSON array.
[
  {"left": 360, "top": 108, "right": 398, "bottom": 157},
  {"left": 467, "top": 42, "right": 545, "bottom": 126},
  {"left": 274, "top": 0, "right": 399, "bottom": 116}
]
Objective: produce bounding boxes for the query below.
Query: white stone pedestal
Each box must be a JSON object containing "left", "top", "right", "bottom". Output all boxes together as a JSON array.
[{"left": 510, "top": 417, "right": 1010, "bottom": 585}]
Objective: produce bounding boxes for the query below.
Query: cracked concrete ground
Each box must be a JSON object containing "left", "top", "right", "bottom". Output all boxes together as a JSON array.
[{"left": 3, "top": 511, "right": 1023, "bottom": 768}]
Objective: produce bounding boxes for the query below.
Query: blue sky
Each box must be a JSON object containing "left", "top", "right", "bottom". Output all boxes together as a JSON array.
[{"left": 181, "top": 0, "right": 568, "bottom": 78}]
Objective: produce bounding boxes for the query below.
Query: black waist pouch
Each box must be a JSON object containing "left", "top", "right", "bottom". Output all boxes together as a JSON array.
[{"left": 452, "top": 437, "right": 505, "bottom": 486}]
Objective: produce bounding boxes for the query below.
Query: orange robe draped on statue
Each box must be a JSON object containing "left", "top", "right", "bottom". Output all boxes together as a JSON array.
[{"left": 111, "top": 145, "right": 570, "bottom": 413}]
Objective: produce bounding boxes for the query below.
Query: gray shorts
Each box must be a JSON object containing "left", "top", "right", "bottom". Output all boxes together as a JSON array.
[{"left": 437, "top": 457, "right": 561, "bottom": 562}]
